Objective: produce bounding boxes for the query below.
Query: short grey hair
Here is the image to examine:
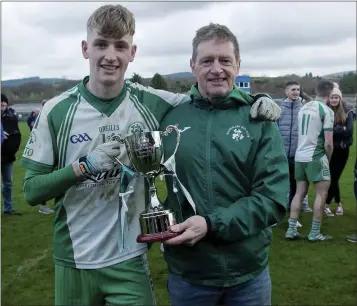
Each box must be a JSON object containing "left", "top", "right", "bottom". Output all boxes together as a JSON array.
[{"left": 192, "top": 23, "right": 240, "bottom": 62}]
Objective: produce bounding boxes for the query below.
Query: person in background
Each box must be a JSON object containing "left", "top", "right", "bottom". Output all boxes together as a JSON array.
[
  {"left": 27, "top": 105, "right": 54, "bottom": 215},
  {"left": 324, "top": 87, "right": 354, "bottom": 216},
  {"left": 1, "top": 93, "right": 22, "bottom": 216},
  {"left": 346, "top": 157, "right": 357, "bottom": 243},
  {"left": 286, "top": 80, "right": 335, "bottom": 241},
  {"left": 278, "top": 82, "right": 312, "bottom": 215},
  {"left": 300, "top": 87, "right": 312, "bottom": 103},
  {"left": 1, "top": 123, "right": 4, "bottom": 144},
  {"left": 27, "top": 108, "right": 40, "bottom": 130}
]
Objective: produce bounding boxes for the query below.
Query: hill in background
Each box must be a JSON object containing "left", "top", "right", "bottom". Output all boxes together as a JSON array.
[{"left": 1, "top": 70, "right": 356, "bottom": 105}]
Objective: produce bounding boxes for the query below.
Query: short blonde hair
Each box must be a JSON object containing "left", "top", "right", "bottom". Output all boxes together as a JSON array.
[{"left": 87, "top": 4, "right": 135, "bottom": 38}]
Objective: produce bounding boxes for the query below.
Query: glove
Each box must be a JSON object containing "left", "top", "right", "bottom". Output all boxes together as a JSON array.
[
  {"left": 250, "top": 94, "right": 281, "bottom": 121},
  {"left": 75, "top": 141, "right": 121, "bottom": 179}
]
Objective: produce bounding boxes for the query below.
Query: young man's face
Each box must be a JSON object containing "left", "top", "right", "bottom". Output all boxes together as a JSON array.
[
  {"left": 82, "top": 30, "right": 137, "bottom": 86},
  {"left": 190, "top": 39, "right": 239, "bottom": 101},
  {"left": 285, "top": 85, "right": 300, "bottom": 101}
]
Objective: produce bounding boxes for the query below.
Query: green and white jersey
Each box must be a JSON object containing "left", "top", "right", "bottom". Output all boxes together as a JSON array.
[
  {"left": 21, "top": 76, "right": 189, "bottom": 269},
  {"left": 295, "top": 100, "right": 334, "bottom": 162}
]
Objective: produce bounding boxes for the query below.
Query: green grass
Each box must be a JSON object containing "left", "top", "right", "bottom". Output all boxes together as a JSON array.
[{"left": 2, "top": 122, "right": 356, "bottom": 305}]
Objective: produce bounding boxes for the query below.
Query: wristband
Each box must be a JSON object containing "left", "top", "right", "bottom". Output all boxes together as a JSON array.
[{"left": 204, "top": 215, "right": 212, "bottom": 232}]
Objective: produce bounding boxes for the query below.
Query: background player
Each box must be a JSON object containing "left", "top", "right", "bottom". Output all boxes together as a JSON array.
[{"left": 285, "top": 80, "right": 334, "bottom": 242}]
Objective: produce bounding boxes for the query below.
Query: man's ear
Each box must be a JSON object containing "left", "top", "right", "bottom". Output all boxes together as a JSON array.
[
  {"left": 190, "top": 58, "right": 195, "bottom": 75},
  {"left": 130, "top": 44, "right": 137, "bottom": 62},
  {"left": 235, "top": 59, "right": 241, "bottom": 76},
  {"left": 82, "top": 40, "right": 89, "bottom": 59}
]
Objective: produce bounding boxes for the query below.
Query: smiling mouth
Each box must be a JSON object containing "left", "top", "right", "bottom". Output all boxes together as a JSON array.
[
  {"left": 101, "top": 65, "right": 119, "bottom": 71},
  {"left": 208, "top": 78, "right": 227, "bottom": 83}
]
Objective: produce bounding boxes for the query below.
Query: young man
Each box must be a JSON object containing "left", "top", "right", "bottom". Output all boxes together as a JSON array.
[
  {"left": 278, "top": 81, "right": 312, "bottom": 213},
  {"left": 21, "top": 5, "right": 280, "bottom": 306},
  {"left": 160, "top": 23, "right": 289, "bottom": 306},
  {"left": 1, "top": 93, "right": 22, "bottom": 216},
  {"left": 285, "top": 80, "right": 335, "bottom": 242}
]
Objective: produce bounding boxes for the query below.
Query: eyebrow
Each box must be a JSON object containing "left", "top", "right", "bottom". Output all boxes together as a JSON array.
[
  {"left": 93, "top": 38, "right": 130, "bottom": 48},
  {"left": 200, "top": 55, "right": 233, "bottom": 61}
]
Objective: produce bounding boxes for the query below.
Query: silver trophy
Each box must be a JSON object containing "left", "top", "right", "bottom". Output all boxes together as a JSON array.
[{"left": 114, "top": 125, "right": 182, "bottom": 243}]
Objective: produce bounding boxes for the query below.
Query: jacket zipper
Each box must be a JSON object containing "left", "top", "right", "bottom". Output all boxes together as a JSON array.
[
  {"left": 288, "top": 106, "right": 293, "bottom": 158},
  {"left": 205, "top": 108, "right": 214, "bottom": 213},
  {"left": 205, "top": 108, "right": 228, "bottom": 286}
]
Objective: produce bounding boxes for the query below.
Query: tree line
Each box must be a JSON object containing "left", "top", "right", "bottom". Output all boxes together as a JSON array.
[{"left": 2, "top": 72, "right": 356, "bottom": 103}]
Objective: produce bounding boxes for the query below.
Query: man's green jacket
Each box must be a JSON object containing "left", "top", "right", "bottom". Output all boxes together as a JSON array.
[{"left": 160, "top": 84, "right": 289, "bottom": 287}]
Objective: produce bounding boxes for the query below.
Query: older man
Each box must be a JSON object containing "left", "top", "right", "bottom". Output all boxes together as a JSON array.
[{"left": 160, "top": 23, "right": 289, "bottom": 306}]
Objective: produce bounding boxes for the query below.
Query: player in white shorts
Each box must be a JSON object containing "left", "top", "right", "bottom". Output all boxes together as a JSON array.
[{"left": 286, "top": 80, "right": 334, "bottom": 242}]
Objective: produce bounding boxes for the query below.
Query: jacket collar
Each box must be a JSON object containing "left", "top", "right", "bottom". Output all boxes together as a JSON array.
[{"left": 189, "top": 83, "right": 252, "bottom": 110}]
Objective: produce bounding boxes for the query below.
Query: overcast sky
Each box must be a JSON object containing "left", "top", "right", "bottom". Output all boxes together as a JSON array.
[{"left": 2, "top": 1, "right": 356, "bottom": 81}]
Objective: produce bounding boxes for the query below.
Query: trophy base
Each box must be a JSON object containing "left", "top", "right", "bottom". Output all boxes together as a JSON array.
[{"left": 136, "top": 231, "right": 181, "bottom": 243}]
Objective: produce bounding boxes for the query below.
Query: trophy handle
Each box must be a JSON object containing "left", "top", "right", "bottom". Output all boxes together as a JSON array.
[
  {"left": 161, "top": 124, "right": 181, "bottom": 159},
  {"left": 111, "top": 135, "right": 132, "bottom": 170},
  {"left": 111, "top": 135, "right": 126, "bottom": 144}
]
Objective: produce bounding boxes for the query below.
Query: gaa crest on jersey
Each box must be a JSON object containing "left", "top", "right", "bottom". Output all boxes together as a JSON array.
[{"left": 127, "top": 121, "right": 145, "bottom": 135}]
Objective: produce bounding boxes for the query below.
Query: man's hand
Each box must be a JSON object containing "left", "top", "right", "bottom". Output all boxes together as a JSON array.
[
  {"left": 164, "top": 216, "right": 208, "bottom": 246},
  {"left": 4, "top": 131, "right": 9, "bottom": 140},
  {"left": 250, "top": 94, "right": 281, "bottom": 121},
  {"left": 73, "top": 141, "right": 121, "bottom": 179}
]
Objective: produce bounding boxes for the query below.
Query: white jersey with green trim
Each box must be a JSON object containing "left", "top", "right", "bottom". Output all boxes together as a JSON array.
[
  {"left": 21, "top": 76, "right": 189, "bottom": 269},
  {"left": 295, "top": 100, "right": 334, "bottom": 162}
]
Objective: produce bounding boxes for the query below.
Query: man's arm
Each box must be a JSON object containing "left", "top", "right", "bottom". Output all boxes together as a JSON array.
[
  {"left": 204, "top": 122, "right": 289, "bottom": 242},
  {"left": 23, "top": 139, "right": 121, "bottom": 205},
  {"left": 249, "top": 93, "right": 281, "bottom": 121},
  {"left": 127, "top": 81, "right": 190, "bottom": 127},
  {"left": 166, "top": 122, "right": 289, "bottom": 245},
  {"left": 21, "top": 101, "right": 121, "bottom": 205},
  {"left": 323, "top": 108, "right": 334, "bottom": 161},
  {"left": 23, "top": 166, "right": 78, "bottom": 205},
  {"left": 324, "top": 130, "right": 334, "bottom": 161}
]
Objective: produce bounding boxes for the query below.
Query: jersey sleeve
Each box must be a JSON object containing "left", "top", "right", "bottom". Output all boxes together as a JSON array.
[
  {"left": 126, "top": 81, "right": 190, "bottom": 127},
  {"left": 323, "top": 108, "right": 334, "bottom": 131},
  {"left": 21, "top": 105, "right": 56, "bottom": 173}
]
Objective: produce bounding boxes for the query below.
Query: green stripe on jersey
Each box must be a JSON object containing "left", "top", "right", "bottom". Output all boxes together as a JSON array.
[
  {"left": 59, "top": 95, "right": 81, "bottom": 168},
  {"left": 130, "top": 93, "right": 157, "bottom": 131}
]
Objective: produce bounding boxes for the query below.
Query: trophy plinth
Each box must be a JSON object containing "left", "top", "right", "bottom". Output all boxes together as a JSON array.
[
  {"left": 115, "top": 125, "right": 182, "bottom": 244},
  {"left": 136, "top": 208, "right": 181, "bottom": 243}
]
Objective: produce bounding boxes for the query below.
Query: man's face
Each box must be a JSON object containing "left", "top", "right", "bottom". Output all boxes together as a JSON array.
[
  {"left": 285, "top": 85, "right": 300, "bottom": 101},
  {"left": 1, "top": 102, "right": 8, "bottom": 113},
  {"left": 190, "top": 39, "right": 239, "bottom": 100},
  {"left": 82, "top": 30, "right": 137, "bottom": 86}
]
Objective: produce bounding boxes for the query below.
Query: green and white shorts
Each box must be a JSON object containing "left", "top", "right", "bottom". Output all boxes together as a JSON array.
[
  {"left": 295, "top": 155, "right": 331, "bottom": 183},
  {"left": 55, "top": 254, "right": 156, "bottom": 306}
]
